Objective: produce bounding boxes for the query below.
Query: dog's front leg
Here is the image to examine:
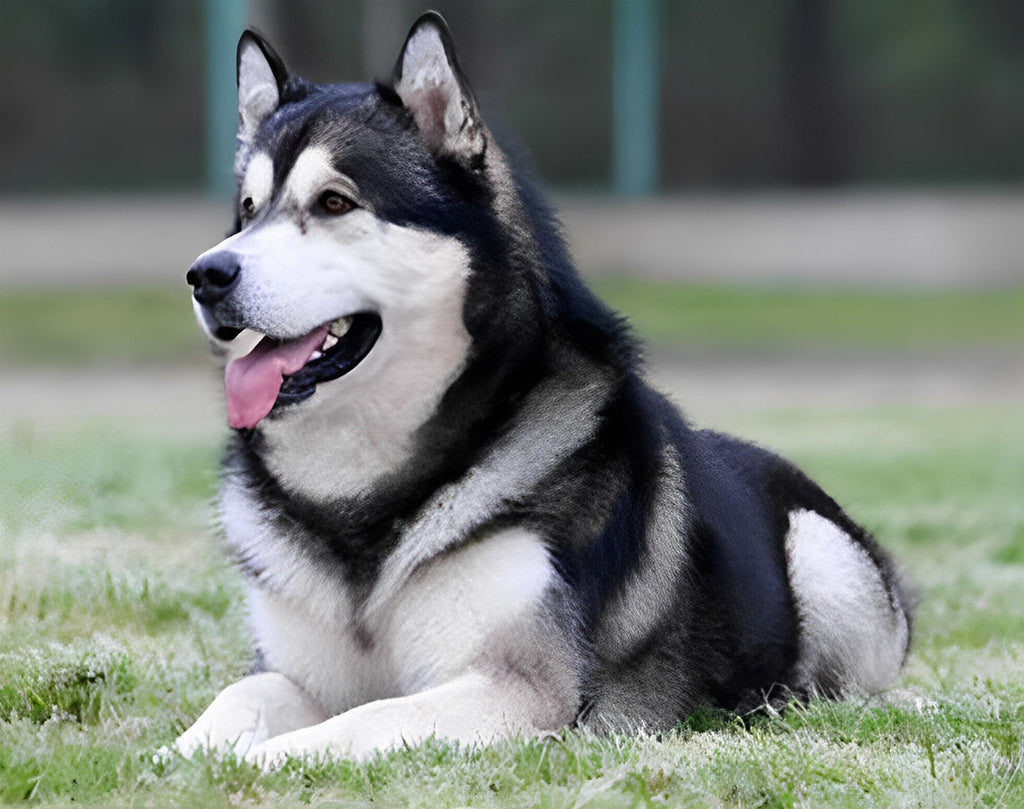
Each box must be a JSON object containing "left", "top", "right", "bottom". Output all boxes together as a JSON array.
[
  {"left": 247, "top": 670, "right": 554, "bottom": 766},
  {"left": 175, "top": 672, "right": 329, "bottom": 758}
]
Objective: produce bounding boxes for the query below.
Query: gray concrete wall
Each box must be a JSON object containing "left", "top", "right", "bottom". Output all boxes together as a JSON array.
[
  {"left": 560, "top": 191, "right": 1024, "bottom": 288},
  {"left": 2, "top": 191, "right": 1021, "bottom": 288}
]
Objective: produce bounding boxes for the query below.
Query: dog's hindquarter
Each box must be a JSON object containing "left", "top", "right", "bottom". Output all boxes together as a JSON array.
[
  {"left": 576, "top": 396, "right": 913, "bottom": 729},
  {"left": 696, "top": 429, "right": 912, "bottom": 698}
]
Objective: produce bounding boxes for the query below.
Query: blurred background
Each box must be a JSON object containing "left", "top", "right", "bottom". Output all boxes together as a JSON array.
[{"left": 0, "top": 0, "right": 1021, "bottom": 433}]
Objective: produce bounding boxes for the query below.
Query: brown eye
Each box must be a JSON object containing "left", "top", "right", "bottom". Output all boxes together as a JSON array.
[{"left": 319, "top": 191, "right": 355, "bottom": 216}]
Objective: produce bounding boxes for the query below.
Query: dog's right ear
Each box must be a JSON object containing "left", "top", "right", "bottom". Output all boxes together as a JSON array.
[
  {"left": 392, "top": 12, "right": 485, "bottom": 165},
  {"left": 236, "top": 29, "right": 288, "bottom": 143}
]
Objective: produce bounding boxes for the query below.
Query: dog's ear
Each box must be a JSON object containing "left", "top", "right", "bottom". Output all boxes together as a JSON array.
[
  {"left": 236, "top": 29, "right": 288, "bottom": 143},
  {"left": 392, "top": 12, "right": 485, "bottom": 164}
]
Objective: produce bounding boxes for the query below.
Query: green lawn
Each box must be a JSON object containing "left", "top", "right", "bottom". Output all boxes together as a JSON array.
[
  {"left": 1, "top": 404, "right": 1021, "bottom": 807},
  {"left": 1, "top": 281, "right": 1021, "bottom": 805},
  {"left": 0, "top": 288, "right": 206, "bottom": 367},
  {"left": 592, "top": 278, "right": 1024, "bottom": 352},
  {"left": 0, "top": 282, "right": 1020, "bottom": 366}
]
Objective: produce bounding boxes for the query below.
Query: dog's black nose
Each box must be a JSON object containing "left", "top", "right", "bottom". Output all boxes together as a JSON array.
[{"left": 186, "top": 253, "right": 241, "bottom": 305}]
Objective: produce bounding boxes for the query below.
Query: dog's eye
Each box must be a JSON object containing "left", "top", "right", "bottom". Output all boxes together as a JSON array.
[
  {"left": 241, "top": 196, "right": 256, "bottom": 218},
  {"left": 318, "top": 191, "right": 355, "bottom": 216}
]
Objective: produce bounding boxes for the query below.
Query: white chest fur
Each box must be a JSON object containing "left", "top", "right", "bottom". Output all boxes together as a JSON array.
[{"left": 242, "top": 525, "right": 554, "bottom": 716}]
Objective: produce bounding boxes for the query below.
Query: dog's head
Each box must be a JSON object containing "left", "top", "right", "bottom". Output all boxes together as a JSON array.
[{"left": 188, "top": 13, "right": 535, "bottom": 431}]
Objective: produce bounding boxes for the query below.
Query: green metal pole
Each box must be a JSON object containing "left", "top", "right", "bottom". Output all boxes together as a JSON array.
[
  {"left": 205, "top": 0, "right": 247, "bottom": 197},
  {"left": 612, "top": 0, "right": 661, "bottom": 195}
]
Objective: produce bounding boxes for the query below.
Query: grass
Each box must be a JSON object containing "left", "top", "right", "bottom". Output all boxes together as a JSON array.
[
  {"left": 0, "top": 404, "right": 1021, "bottom": 807},
  {"left": 591, "top": 278, "right": 1024, "bottom": 352},
  {"left": 0, "top": 280, "right": 1021, "bottom": 805},
  {"left": 0, "top": 281, "right": 1020, "bottom": 366},
  {"left": 0, "top": 288, "right": 205, "bottom": 366}
]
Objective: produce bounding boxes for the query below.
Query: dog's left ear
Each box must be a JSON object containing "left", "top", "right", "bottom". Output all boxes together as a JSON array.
[
  {"left": 237, "top": 29, "right": 289, "bottom": 143},
  {"left": 392, "top": 12, "right": 486, "bottom": 164}
]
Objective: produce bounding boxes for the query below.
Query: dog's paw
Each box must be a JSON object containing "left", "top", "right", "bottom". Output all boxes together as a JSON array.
[
  {"left": 245, "top": 730, "right": 353, "bottom": 771},
  {"left": 172, "top": 673, "right": 328, "bottom": 762},
  {"left": 173, "top": 724, "right": 260, "bottom": 760},
  {"left": 244, "top": 737, "right": 299, "bottom": 771}
]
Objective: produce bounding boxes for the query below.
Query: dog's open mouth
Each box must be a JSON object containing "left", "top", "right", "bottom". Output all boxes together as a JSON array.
[{"left": 222, "top": 312, "right": 382, "bottom": 429}]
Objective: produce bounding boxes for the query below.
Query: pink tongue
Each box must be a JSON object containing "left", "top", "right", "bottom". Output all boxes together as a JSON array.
[{"left": 224, "top": 325, "right": 331, "bottom": 429}]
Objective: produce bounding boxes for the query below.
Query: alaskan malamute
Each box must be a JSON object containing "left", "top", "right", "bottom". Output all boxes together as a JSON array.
[{"left": 178, "top": 12, "right": 912, "bottom": 765}]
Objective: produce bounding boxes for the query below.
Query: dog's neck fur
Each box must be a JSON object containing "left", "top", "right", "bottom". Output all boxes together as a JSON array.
[
  {"left": 222, "top": 327, "right": 615, "bottom": 599},
  {"left": 253, "top": 290, "right": 473, "bottom": 503}
]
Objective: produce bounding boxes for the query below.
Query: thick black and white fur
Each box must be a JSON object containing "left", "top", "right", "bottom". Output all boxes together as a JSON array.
[{"left": 178, "top": 13, "right": 912, "bottom": 766}]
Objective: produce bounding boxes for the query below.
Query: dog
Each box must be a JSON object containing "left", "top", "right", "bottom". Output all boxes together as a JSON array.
[{"left": 177, "top": 12, "right": 912, "bottom": 766}]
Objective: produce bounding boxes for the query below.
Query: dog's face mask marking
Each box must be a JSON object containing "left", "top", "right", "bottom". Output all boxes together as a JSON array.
[
  {"left": 188, "top": 23, "right": 479, "bottom": 432},
  {"left": 237, "top": 152, "right": 274, "bottom": 224}
]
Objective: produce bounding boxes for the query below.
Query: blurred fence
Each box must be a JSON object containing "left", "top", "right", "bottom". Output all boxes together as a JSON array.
[{"left": 0, "top": 0, "right": 1021, "bottom": 194}]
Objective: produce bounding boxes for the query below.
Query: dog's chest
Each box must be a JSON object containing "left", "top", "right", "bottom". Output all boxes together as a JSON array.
[
  {"left": 231, "top": 495, "right": 555, "bottom": 715},
  {"left": 246, "top": 583, "right": 391, "bottom": 714}
]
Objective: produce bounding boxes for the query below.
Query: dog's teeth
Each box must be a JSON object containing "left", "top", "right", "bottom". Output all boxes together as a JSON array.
[
  {"left": 310, "top": 350, "right": 323, "bottom": 361},
  {"left": 329, "top": 316, "right": 353, "bottom": 338},
  {"left": 322, "top": 334, "right": 339, "bottom": 351}
]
